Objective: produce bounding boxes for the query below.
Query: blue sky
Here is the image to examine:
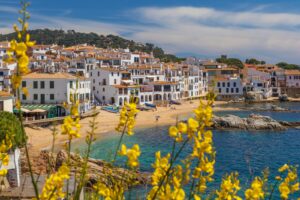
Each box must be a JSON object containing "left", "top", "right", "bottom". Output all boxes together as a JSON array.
[{"left": 2, "top": 0, "right": 300, "bottom": 63}]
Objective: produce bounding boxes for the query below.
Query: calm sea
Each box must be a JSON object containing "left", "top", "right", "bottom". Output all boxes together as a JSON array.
[{"left": 81, "top": 102, "right": 300, "bottom": 199}]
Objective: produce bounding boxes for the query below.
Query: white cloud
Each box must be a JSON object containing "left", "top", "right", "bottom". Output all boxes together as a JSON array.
[{"left": 2, "top": 5, "right": 300, "bottom": 63}]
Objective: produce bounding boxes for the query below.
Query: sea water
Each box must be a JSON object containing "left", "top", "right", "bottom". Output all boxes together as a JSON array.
[{"left": 82, "top": 102, "right": 300, "bottom": 199}]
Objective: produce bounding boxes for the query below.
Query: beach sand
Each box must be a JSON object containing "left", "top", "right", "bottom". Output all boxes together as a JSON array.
[{"left": 25, "top": 100, "right": 238, "bottom": 156}]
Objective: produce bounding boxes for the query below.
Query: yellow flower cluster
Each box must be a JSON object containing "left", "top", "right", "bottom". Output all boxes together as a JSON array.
[
  {"left": 194, "top": 99, "right": 213, "bottom": 128},
  {"left": 4, "top": 22, "right": 35, "bottom": 90},
  {"left": 244, "top": 177, "right": 265, "bottom": 200},
  {"left": 116, "top": 101, "right": 138, "bottom": 136},
  {"left": 147, "top": 151, "right": 171, "bottom": 199},
  {"left": 278, "top": 164, "right": 299, "bottom": 199},
  {"left": 190, "top": 99, "right": 215, "bottom": 195},
  {"left": 61, "top": 95, "right": 81, "bottom": 139},
  {"left": 0, "top": 135, "right": 12, "bottom": 176},
  {"left": 93, "top": 181, "right": 124, "bottom": 200},
  {"left": 168, "top": 118, "right": 199, "bottom": 142},
  {"left": 36, "top": 164, "right": 70, "bottom": 200},
  {"left": 215, "top": 172, "right": 242, "bottom": 200},
  {"left": 119, "top": 144, "right": 141, "bottom": 169}
]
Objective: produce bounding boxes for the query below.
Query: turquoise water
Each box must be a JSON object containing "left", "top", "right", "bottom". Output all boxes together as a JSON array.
[{"left": 81, "top": 102, "right": 300, "bottom": 199}]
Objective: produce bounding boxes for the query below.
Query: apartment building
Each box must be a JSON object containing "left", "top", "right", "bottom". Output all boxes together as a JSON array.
[
  {"left": 216, "top": 77, "right": 244, "bottom": 100},
  {"left": 21, "top": 72, "right": 91, "bottom": 114}
]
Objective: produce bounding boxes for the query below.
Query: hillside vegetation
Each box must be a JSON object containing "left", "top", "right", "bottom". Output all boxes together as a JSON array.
[{"left": 0, "top": 29, "right": 183, "bottom": 62}]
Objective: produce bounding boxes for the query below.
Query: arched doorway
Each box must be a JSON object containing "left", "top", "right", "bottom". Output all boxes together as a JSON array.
[
  {"left": 111, "top": 97, "right": 115, "bottom": 104},
  {"left": 119, "top": 97, "right": 123, "bottom": 106},
  {"left": 141, "top": 95, "right": 144, "bottom": 102},
  {"left": 154, "top": 94, "right": 162, "bottom": 101}
]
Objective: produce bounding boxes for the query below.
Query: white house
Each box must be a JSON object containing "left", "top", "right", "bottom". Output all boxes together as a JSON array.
[
  {"left": 0, "top": 91, "right": 13, "bottom": 112},
  {"left": 285, "top": 70, "right": 300, "bottom": 88},
  {"left": 216, "top": 76, "right": 244, "bottom": 100},
  {"left": 21, "top": 72, "right": 91, "bottom": 114}
]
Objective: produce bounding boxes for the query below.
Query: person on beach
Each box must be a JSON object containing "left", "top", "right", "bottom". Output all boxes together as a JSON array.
[{"left": 155, "top": 115, "right": 160, "bottom": 122}]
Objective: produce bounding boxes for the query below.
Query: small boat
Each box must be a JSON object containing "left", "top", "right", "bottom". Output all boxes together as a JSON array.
[
  {"left": 145, "top": 103, "right": 157, "bottom": 108},
  {"left": 101, "top": 106, "right": 119, "bottom": 113},
  {"left": 137, "top": 105, "right": 152, "bottom": 111},
  {"left": 169, "top": 100, "right": 181, "bottom": 105},
  {"left": 279, "top": 94, "right": 289, "bottom": 102}
]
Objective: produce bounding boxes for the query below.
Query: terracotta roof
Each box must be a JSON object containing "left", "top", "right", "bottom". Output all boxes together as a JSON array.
[
  {"left": 206, "top": 67, "right": 238, "bottom": 71},
  {"left": 151, "top": 81, "right": 178, "bottom": 85},
  {"left": 22, "top": 72, "right": 77, "bottom": 79},
  {"left": 113, "top": 84, "right": 140, "bottom": 89},
  {"left": 285, "top": 70, "right": 300, "bottom": 75}
]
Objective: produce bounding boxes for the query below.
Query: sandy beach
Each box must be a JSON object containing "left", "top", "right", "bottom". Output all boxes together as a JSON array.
[{"left": 25, "top": 100, "right": 239, "bottom": 156}]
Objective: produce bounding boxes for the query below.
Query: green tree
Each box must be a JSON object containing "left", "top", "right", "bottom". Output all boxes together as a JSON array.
[
  {"left": 277, "top": 62, "right": 300, "bottom": 70},
  {"left": 0, "top": 111, "right": 25, "bottom": 149}
]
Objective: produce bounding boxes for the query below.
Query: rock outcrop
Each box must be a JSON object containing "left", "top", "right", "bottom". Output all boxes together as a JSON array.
[
  {"left": 21, "top": 150, "right": 150, "bottom": 188},
  {"left": 212, "top": 114, "right": 286, "bottom": 130}
]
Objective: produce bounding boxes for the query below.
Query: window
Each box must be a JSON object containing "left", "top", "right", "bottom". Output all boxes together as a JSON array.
[
  {"left": 114, "top": 79, "right": 117, "bottom": 84},
  {"left": 102, "top": 96, "right": 105, "bottom": 100},
  {"left": 111, "top": 72, "right": 114, "bottom": 76},
  {"left": 22, "top": 94, "right": 26, "bottom": 100},
  {"left": 90, "top": 72, "right": 92, "bottom": 77},
  {"left": 231, "top": 88, "right": 234, "bottom": 93},
  {"left": 236, "top": 88, "right": 239, "bottom": 93},
  {"left": 50, "top": 94, "right": 54, "bottom": 100},
  {"left": 157, "top": 77, "right": 159, "bottom": 81},
  {"left": 40, "top": 81, "right": 45, "bottom": 89},
  {"left": 217, "top": 82, "right": 220, "bottom": 87},
  {"left": 33, "top": 81, "right": 38, "bottom": 89},
  {"left": 50, "top": 81, "right": 54, "bottom": 89},
  {"left": 222, "top": 82, "right": 225, "bottom": 87},
  {"left": 226, "top": 88, "right": 229, "bottom": 93},
  {"left": 103, "top": 79, "right": 106, "bottom": 85},
  {"left": 103, "top": 88, "right": 105, "bottom": 92},
  {"left": 22, "top": 81, "right": 26, "bottom": 87},
  {"left": 34, "top": 94, "right": 38, "bottom": 100},
  {"left": 227, "top": 82, "right": 230, "bottom": 87},
  {"left": 93, "top": 86, "right": 95, "bottom": 91},
  {"left": 0, "top": 101, "right": 3, "bottom": 111},
  {"left": 233, "top": 82, "right": 237, "bottom": 87},
  {"left": 98, "top": 72, "right": 100, "bottom": 76},
  {"left": 219, "top": 88, "right": 221, "bottom": 93}
]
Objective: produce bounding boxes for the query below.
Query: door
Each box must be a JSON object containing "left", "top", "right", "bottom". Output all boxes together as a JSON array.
[{"left": 40, "top": 94, "right": 45, "bottom": 104}]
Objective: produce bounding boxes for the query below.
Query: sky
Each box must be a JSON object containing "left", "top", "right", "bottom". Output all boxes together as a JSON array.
[{"left": 1, "top": 0, "right": 300, "bottom": 63}]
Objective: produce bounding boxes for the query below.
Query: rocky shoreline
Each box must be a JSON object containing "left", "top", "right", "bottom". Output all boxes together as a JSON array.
[{"left": 212, "top": 114, "right": 300, "bottom": 131}]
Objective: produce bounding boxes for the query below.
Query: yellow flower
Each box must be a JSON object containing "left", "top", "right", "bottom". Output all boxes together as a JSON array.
[
  {"left": 279, "top": 164, "right": 289, "bottom": 172},
  {"left": 22, "top": 87, "right": 29, "bottom": 97},
  {"left": 38, "top": 164, "right": 70, "bottom": 200},
  {"left": 245, "top": 177, "right": 265, "bottom": 200},
  {"left": 188, "top": 118, "right": 199, "bottom": 131},
  {"left": 169, "top": 126, "right": 178, "bottom": 138},
  {"left": 177, "top": 122, "right": 187, "bottom": 133},
  {"left": 216, "top": 172, "right": 242, "bottom": 200},
  {"left": 15, "top": 42, "right": 27, "bottom": 56},
  {"left": 116, "top": 100, "right": 138, "bottom": 136},
  {"left": 118, "top": 144, "right": 141, "bottom": 169}
]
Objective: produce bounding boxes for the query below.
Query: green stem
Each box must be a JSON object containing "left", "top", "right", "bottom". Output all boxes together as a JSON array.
[
  {"left": 66, "top": 138, "right": 71, "bottom": 199},
  {"left": 269, "top": 180, "right": 279, "bottom": 200},
  {"left": 188, "top": 159, "right": 200, "bottom": 200},
  {"left": 74, "top": 113, "right": 97, "bottom": 200},
  {"left": 113, "top": 118, "right": 129, "bottom": 163}
]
